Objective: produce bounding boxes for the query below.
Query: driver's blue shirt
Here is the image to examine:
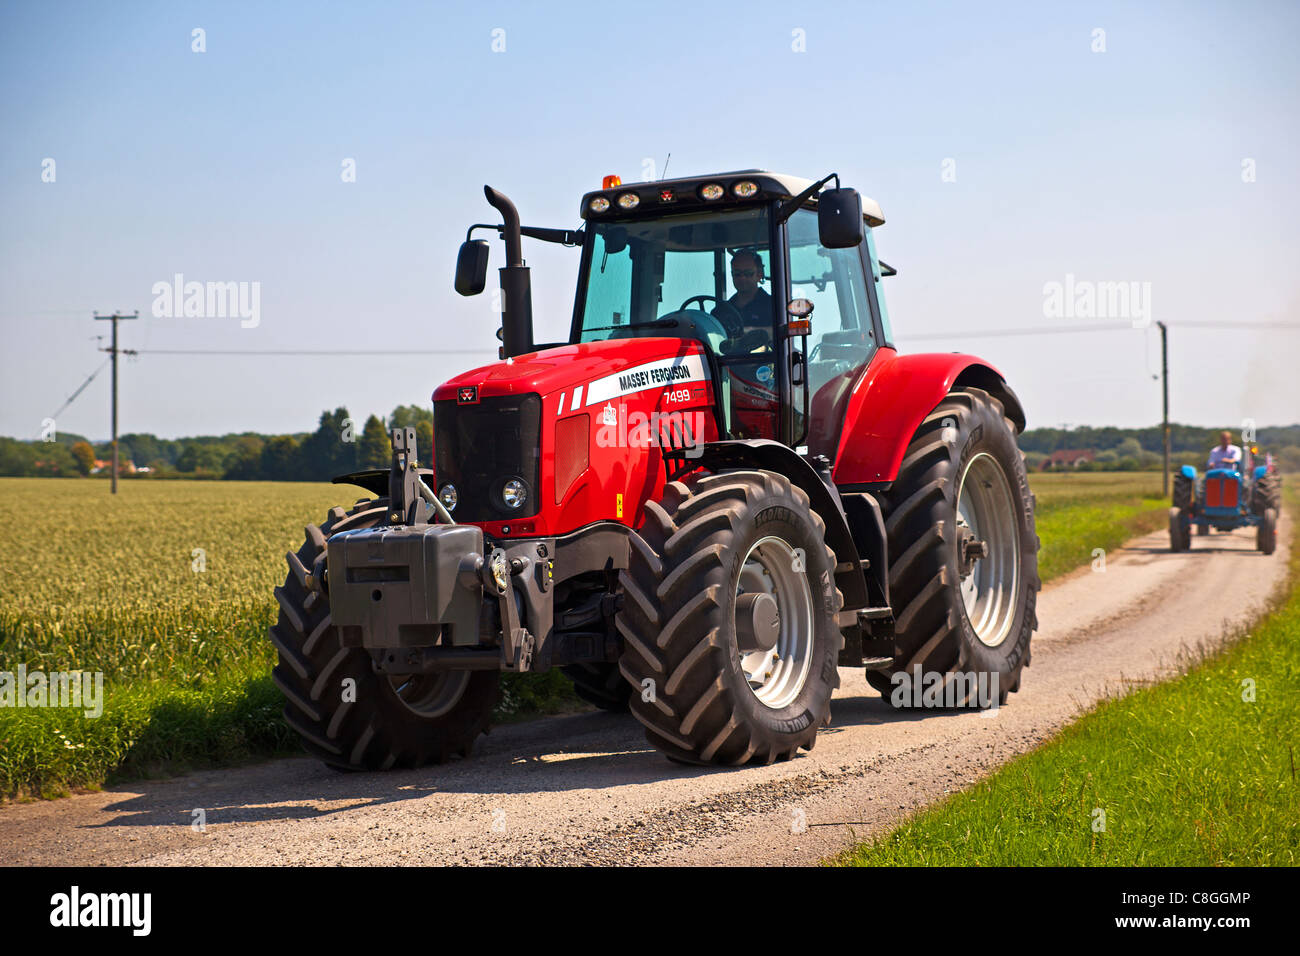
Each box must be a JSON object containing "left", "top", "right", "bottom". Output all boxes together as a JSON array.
[{"left": 727, "top": 288, "right": 773, "bottom": 332}]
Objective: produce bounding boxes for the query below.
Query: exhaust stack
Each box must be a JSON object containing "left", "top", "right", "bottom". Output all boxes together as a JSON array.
[{"left": 483, "top": 186, "right": 534, "bottom": 358}]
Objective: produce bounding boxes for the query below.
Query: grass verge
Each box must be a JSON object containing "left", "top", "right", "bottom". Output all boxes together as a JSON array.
[{"left": 831, "top": 484, "right": 1298, "bottom": 866}]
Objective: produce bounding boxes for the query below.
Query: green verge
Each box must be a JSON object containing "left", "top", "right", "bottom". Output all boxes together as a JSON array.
[
  {"left": 830, "top": 482, "right": 1298, "bottom": 867},
  {"left": 1029, "top": 473, "right": 1169, "bottom": 583}
]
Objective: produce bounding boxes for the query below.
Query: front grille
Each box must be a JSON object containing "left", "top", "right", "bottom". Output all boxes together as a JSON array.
[{"left": 434, "top": 394, "right": 541, "bottom": 521}]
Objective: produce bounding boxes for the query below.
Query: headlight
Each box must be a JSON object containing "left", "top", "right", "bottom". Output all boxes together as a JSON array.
[
  {"left": 589, "top": 196, "right": 610, "bottom": 213},
  {"left": 438, "top": 483, "right": 457, "bottom": 512},
  {"left": 616, "top": 192, "right": 640, "bottom": 210},
  {"left": 502, "top": 478, "right": 528, "bottom": 510},
  {"left": 732, "top": 180, "right": 759, "bottom": 198},
  {"left": 699, "top": 183, "right": 724, "bottom": 201}
]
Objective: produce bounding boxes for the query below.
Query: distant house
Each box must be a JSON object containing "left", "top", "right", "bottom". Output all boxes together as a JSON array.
[
  {"left": 90, "top": 459, "right": 138, "bottom": 475},
  {"left": 1041, "top": 449, "right": 1095, "bottom": 470}
]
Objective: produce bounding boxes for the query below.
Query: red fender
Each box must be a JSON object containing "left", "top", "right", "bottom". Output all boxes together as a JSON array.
[{"left": 831, "top": 347, "right": 1025, "bottom": 486}]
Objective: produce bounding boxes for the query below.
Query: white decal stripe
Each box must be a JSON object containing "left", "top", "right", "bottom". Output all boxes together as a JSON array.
[
  {"left": 584, "top": 354, "right": 709, "bottom": 406},
  {"left": 571, "top": 386, "right": 583, "bottom": 412}
]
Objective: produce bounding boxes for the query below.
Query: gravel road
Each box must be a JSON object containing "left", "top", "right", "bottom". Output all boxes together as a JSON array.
[{"left": 2, "top": 514, "right": 1288, "bottom": 866}]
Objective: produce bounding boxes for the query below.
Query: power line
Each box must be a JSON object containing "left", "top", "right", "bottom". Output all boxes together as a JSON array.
[
  {"left": 899, "top": 320, "right": 1300, "bottom": 341},
  {"left": 132, "top": 348, "right": 496, "bottom": 356},
  {"left": 41, "top": 357, "right": 111, "bottom": 432}
]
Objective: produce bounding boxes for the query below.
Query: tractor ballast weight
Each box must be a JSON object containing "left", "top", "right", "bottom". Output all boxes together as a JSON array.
[{"left": 269, "top": 169, "right": 1041, "bottom": 769}]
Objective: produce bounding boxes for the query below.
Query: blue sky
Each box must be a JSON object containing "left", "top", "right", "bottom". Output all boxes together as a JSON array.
[{"left": 2, "top": 0, "right": 1297, "bottom": 440}]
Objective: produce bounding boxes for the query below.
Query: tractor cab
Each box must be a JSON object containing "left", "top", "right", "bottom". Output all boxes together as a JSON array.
[{"left": 569, "top": 171, "right": 894, "bottom": 457}]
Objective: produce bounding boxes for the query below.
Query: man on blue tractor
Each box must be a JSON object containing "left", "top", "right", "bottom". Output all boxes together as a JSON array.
[
  {"left": 1171, "top": 429, "right": 1280, "bottom": 554},
  {"left": 1207, "top": 430, "right": 1241, "bottom": 471}
]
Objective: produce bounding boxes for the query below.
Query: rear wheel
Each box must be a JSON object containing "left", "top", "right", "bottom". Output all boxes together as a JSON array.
[
  {"left": 1252, "top": 474, "right": 1282, "bottom": 516},
  {"left": 617, "top": 471, "right": 843, "bottom": 764},
  {"left": 1257, "top": 507, "right": 1278, "bottom": 555},
  {"left": 871, "top": 388, "right": 1039, "bottom": 707},
  {"left": 269, "top": 498, "right": 498, "bottom": 770},
  {"left": 1172, "top": 472, "right": 1194, "bottom": 510}
]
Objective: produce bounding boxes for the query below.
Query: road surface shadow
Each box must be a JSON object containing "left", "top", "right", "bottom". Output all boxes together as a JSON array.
[{"left": 66, "top": 687, "right": 949, "bottom": 828}]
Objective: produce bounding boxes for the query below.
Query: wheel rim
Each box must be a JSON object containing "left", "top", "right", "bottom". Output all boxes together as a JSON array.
[
  {"left": 736, "top": 536, "right": 815, "bottom": 710},
  {"left": 955, "top": 453, "right": 1021, "bottom": 648},
  {"left": 389, "top": 670, "right": 472, "bottom": 719}
]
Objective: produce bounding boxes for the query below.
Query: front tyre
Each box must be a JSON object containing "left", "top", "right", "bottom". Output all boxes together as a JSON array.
[
  {"left": 269, "top": 498, "right": 499, "bottom": 771},
  {"left": 872, "top": 388, "right": 1039, "bottom": 707},
  {"left": 1257, "top": 507, "right": 1278, "bottom": 555},
  {"left": 617, "top": 471, "right": 843, "bottom": 764}
]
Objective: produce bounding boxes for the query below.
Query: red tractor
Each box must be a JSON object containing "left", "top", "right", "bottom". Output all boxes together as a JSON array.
[{"left": 269, "top": 171, "right": 1039, "bottom": 768}]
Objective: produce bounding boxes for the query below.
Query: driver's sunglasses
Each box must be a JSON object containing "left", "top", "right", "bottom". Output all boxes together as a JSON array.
[{"left": 731, "top": 269, "right": 757, "bottom": 278}]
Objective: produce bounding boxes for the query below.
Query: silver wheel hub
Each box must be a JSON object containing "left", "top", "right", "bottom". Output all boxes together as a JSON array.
[
  {"left": 736, "top": 536, "right": 815, "bottom": 710},
  {"left": 955, "top": 452, "right": 1021, "bottom": 648},
  {"left": 389, "top": 669, "right": 471, "bottom": 719}
]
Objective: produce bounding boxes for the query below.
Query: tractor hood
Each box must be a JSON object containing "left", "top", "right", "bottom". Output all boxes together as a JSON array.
[{"left": 433, "top": 337, "right": 711, "bottom": 405}]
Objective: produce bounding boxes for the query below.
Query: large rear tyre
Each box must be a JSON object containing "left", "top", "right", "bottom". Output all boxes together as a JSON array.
[
  {"left": 1172, "top": 472, "right": 1194, "bottom": 510},
  {"left": 871, "top": 388, "right": 1039, "bottom": 707},
  {"left": 269, "top": 498, "right": 499, "bottom": 771},
  {"left": 617, "top": 471, "right": 843, "bottom": 764},
  {"left": 1252, "top": 474, "right": 1282, "bottom": 516},
  {"left": 1257, "top": 507, "right": 1278, "bottom": 555}
]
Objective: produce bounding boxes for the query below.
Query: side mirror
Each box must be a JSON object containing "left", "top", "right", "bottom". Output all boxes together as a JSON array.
[
  {"left": 604, "top": 226, "right": 629, "bottom": 256},
  {"left": 818, "top": 188, "right": 864, "bottom": 249},
  {"left": 455, "top": 240, "right": 490, "bottom": 296}
]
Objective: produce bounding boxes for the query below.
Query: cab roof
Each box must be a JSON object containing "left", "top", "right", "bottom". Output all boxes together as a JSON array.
[{"left": 579, "top": 169, "right": 886, "bottom": 227}]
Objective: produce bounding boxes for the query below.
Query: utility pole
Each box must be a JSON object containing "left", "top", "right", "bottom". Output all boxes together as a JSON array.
[
  {"left": 1157, "top": 320, "right": 1169, "bottom": 497},
  {"left": 94, "top": 311, "right": 138, "bottom": 494}
]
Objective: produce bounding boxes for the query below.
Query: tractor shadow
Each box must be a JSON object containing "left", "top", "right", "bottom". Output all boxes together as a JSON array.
[{"left": 76, "top": 690, "right": 937, "bottom": 829}]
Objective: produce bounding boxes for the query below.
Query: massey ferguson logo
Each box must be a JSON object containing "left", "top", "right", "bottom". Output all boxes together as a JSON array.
[{"left": 457, "top": 386, "right": 478, "bottom": 404}]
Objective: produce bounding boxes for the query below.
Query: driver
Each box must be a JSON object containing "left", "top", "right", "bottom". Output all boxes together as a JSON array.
[
  {"left": 1207, "top": 430, "right": 1242, "bottom": 470},
  {"left": 725, "top": 248, "right": 772, "bottom": 334}
]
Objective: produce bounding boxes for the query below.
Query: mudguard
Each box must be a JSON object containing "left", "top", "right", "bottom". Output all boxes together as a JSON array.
[
  {"left": 1181, "top": 465, "right": 1198, "bottom": 480},
  {"left": 831, "top": 348, "right": 1025, "bottom": 487}
]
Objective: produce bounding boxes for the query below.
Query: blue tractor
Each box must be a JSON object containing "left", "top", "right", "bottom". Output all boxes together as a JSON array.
[{"left": 1170, "top": 446, "right": 1280, "bottom": 553}]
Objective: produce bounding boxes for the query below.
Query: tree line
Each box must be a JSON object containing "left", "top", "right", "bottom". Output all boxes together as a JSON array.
[
  {"left": 0, "top": 404, "right": 434, "bottom": 480},
  {"left": 1, "top": 414, "right": 1297, "bottom": 481}
]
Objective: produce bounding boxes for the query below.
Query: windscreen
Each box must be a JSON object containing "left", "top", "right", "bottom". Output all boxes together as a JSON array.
[{"left": 575, "top": 207, "right": 772, "bottom": 347}]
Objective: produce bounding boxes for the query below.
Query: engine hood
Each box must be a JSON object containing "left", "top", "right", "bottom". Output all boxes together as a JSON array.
[{"left": 432, "top": 337, "right": 710, "bottom": 403}]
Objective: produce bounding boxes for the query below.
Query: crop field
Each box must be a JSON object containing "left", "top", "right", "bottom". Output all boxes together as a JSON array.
[{"left": 0, "top": 472, "right": 1172, "bottom": 799}]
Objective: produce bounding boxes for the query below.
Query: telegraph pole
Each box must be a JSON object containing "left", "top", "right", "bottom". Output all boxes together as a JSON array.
[
  {"left": 1157, "top": 320, "right": 1169, "bottom": 497},
  {"left": 94, "top": 311, "right": 138, "bottom": 494}
]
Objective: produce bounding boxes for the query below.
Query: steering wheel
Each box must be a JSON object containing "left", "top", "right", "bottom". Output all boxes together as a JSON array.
[{"left": 680, "top": 295, "right": 744, "bottom": 339}]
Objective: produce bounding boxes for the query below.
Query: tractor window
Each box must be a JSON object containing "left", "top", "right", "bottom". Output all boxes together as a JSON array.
[
  {"left": 788, "top": 209, "right": 876, "bottom": 458},
  {"left": 575, "top": 208, "right": 770, "bottom": 347}
]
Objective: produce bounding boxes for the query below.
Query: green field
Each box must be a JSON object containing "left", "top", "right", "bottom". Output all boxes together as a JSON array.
[
  {"left": 0, "top": 471, "right": 1177, "bottom": 799},
  {"left": 1029, "top": 472, "right": 1169, "bottom": 582},
  {"left": 833, "top": 483, "right": 1298, "bottom": 867}
]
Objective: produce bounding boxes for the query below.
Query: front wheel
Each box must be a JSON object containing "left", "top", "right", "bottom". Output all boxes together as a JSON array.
[
  {"left": 269, "top": 498, "right": 499, "bottom": 770},
  {"left": 1257, "top": 508, "right": 1278, "bottom": 555},
  {"left": 617, "top": 471, "right": 843, "bottom": 764},
  {"left": 872, "top": 387, "right": 1039, "bottom": 707}
]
